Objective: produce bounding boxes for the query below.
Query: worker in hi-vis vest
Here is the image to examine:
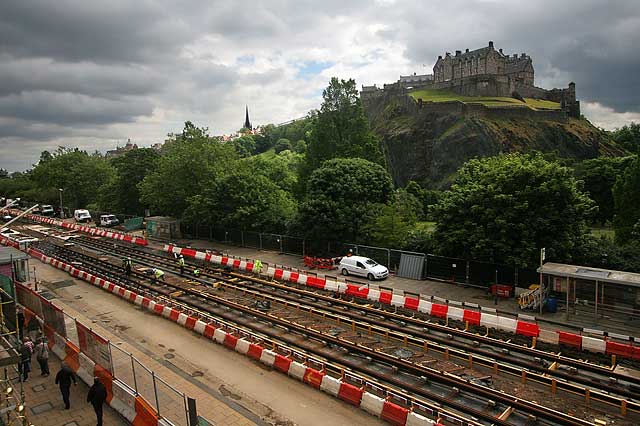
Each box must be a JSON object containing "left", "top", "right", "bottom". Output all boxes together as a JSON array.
[
  {"left": 193, "top": 268, "right": 200, "bottom": 278},
  {"left": 254, "top": 259, "right": 263, "bottom": 274},
  {"left": 178, "top": 255, "right": 185, "bottom": 275},
  {"left": 152, "top": 268, "right": 165, "bottom": 283}
]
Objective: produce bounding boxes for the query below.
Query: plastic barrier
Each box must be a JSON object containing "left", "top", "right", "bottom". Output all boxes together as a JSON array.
[
  {"left": 515, "top": 321, "right": 540, "bottom": 337},
  {"left": 361, "top": 392, "right": 386, "bottom": 417},
  {"left": 381, "top": 401, "right": 409, "bottom": 425},
  {"left": 606, "top": 341, "right": 633, "bottom": 358},
  {"left": 406, "top": 412, "right": 436, "bottom": 426},
  {"left": 557, "top": 331, "right": 582, "bottom": 349},
  {"left": 581, "top": 336, "right": 607, "bottom": 353}
]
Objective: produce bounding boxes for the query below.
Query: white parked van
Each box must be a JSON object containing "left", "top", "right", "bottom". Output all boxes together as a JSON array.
[
  {"left": 339, "top": 255, "right": 389, "bottom": 280},
  {"left": 41, "top": 205, "right": 55, "bottom": 216},
  {"left": 73, "top": 209, "right": 92, "bottom": 223},
  {"left": 100, "top": 214, "right": 119, "bottom": 227}
]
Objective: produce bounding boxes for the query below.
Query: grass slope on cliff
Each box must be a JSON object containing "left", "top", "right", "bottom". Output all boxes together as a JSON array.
[
  {"left": 408, "top": 88, "right": 561, "bottom": 110},
  {"left": 368, "top": 95, "right": 625, "bottom": 188}
]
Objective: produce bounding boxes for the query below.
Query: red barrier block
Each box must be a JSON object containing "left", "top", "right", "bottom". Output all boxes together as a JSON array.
[
  {"left": 245, "top": 262, "right": 254, "bottom": 272},
  {"left": 181, "top": 248, "right": 197, "bottom": 258},
  {"left": 606, "top": 341, "right": 633, "bottom": 358},
  {"left": 184, "top": 316, "right": 197, "bottom": 330},
  {"left": 141, "top": 297, "right": 151, "bottom": 308},
  {"left": 133, "top": 396, "right": 159, "bottom": 426},
  {"left": 232, "top": 259, "right": 241, "bottom": 269},
  {"left": 557, "top": 331, "right": 582, "bottom": 349},
  {"left": 516, "top": 321, "right": 540, "bottom": 337},
  {"left": 203, "top": 324, "right": 216, "bottom": 339},
  {"left": 381, "top": 401, "right": 409, "bottom": 425},
  {"left": 632, "top": 346, "right": 640, "bottom": 361},
  {"left": 247, "top": 344, "right": 263, "bottom": 360},
  {"left": 289, "top": 272, "right": 299, "bottom": 283},
  {"left": 128, "top": 292, "right": 137, "bottom": 302},
  {"left": 346, "top": 284, "right": 369, "bottom": 299},
  {"left": 463, "top": 310, "right": 481, "bottom": 325},
  {"left": 430, "top": 303, "right": 448, "bottom": 319},
  {"left": 306, "top": 277, "right": 326, "bottom": 289},
  {"left": 221, "top": 257, "right": 229, "bottom": 266},
  {"left": 274, "top": 269, "right": 284, "bottom": 280},
  {"left": 153, "top": 304, "right": 164, "bottom": 315},
  {"left": 404, "top": 296, "right": 419, "bottom": 311},
  {"left": 303, "top": 368, "right": 325, "bottom": 389},
  {"left": 168, "top": 309, "right": 180, "bottom": 322},
  {"left": 64, "top": 341, "right": 80, "bottom": 372},
  {"left": 223, "top": 333, "right": 238, "bottom": 350},
  {"left": 337, "top": 382, "right": 363, "bottom": 406},
  {"left": 378, "top": 291, "right": 393, "bottom": 305},
  {"left": 273, "top": 354, "right": 292, "bottom": 373}
]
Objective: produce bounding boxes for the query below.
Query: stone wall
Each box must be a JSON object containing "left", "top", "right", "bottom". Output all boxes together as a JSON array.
[{"left": 412, "top": 98, "right": 568, "bottom": 122}]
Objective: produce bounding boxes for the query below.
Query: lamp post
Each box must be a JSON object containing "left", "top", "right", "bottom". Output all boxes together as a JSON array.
[{"left": 58, "top": 188, "right": 64, "bottom": 218}]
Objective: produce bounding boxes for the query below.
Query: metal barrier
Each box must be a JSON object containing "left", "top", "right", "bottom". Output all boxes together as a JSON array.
[{"left": 183, "top": 223, "right": 540, "bottom": 288}]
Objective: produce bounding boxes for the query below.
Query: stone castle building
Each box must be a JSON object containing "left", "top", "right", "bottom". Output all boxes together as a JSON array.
[{"left": 362, "top": 41, "right": 580, "bottom": 118}]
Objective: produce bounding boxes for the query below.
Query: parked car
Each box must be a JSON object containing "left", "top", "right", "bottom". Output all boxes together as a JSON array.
[
  {"left": 99, "top": 214, "right": 119, "bottom": 227},
  {"left": 339, "top": 255, "right": 389, "bottom": 280},
  {"left": 41, "top": 205, "right": 55, "bottom": 216},
  {"left": 73, "top": 209, "right": 92, "bottom": 223}
]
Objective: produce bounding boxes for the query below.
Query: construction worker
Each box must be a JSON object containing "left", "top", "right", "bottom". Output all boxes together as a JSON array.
[
  {"left": 123, "top": 257, "right": 132, "bottom": 277},
  {"left": 193, "top": 268, "right": 200, "bottom": 278},
  {"left": 152, "top": 268, "right": 165, "bottom": 284},
  {"left": 254, "top": 259, "right": 263, "bottom": 275},
  {"left": 178, "top": 255, "right": 185, "bottom": 275}
]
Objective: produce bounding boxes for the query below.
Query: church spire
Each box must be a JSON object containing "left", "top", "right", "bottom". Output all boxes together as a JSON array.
[{"left": 243, "top": 105, "right": 252, "bottom": 130}]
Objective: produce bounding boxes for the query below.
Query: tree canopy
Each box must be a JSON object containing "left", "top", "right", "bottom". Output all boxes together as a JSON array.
[
  {"left": 613, "top": 155, "right": 640, "bottom": 244},
  {"left": 433, "top": 153, "right": 595, "bottom": 267}
]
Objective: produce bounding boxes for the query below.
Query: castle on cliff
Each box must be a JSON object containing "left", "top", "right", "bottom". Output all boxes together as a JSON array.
[{"left": 361, "top": 41, "right": 580, "bottom": 118}]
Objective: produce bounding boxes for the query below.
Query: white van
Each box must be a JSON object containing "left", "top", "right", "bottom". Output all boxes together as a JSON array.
[
  {"left": 41, "top": 205, "right": 55, "bottom": 216},
  {"left": 73, "top": 209, "right": 92, "bottom": 223},
  {"left": 99, "top": 214, "right": 119, "bottom": 227},
  {"left": 339, "top": 255, "right": 389, "bottom": 280}
]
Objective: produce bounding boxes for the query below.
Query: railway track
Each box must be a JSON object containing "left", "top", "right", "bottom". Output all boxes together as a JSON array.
[
  {"left": 74, "top": 235, "right": 640, "bottom": 398},
  {"left": 27, "top": 235, "right": 639, "bottom": 426}
]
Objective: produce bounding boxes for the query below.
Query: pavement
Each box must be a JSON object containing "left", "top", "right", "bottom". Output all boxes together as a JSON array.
[
  {"left": 160, "top": 237, "right": 640, "bottom": 336},
  {"left": 20, "top": 349, "right": 127, "bottom": 426}
]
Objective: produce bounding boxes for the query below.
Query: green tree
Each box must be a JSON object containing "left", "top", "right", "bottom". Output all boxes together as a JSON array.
[
  {"left": 295, "top": 158, "right": 393, "bottom": 243},
  {"left": 364, "top": 190, "right": 421, "bottom": 248},
  {"left": 301, "top": 78, "right": 383, "bottom": 185},
  {"left": 101, "top": 148, "right": 159, "bottom": 215},
  {"left": 232, "top": 135, "right": 257, "bottom": 157},
  {"left": 613, "top": 155, "right": 640, "bottom": 244},
  {"left": 610, "top": 122, "right": 640, "bottom": 153},
  {"left": 244, "top": 150, "right": 302, "bottom": 193},
  {"left": 433, "top": 153, "right": 595, "bottom": 267},
  {"left": 139, "top": 122, "right": 238, "bottom": 217},
  {"left": 574, "top": 156, "right": 634, "bottom": 225},
  {"left": 274, "top": 138, "right": 293, "bottom": 154},
  {"left": 405, "top": 180, "right": 442, "bottom": 221}
]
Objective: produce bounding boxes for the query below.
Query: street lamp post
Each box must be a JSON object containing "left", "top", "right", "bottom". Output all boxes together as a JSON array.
[{"left": 58, "top": 188, "right": 64, "bottom": 218}]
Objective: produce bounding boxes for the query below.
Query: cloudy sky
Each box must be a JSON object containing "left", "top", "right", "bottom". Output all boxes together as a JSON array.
[{"left": 1, "top": 0, "right": 639, "bottom": 171}]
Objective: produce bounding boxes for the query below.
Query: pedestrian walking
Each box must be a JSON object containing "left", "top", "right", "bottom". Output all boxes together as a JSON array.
[
  {"left": 17, "top": 339, "right": 32, "bottom": 382},
  {"left": 34, "top": 337, "right": 50, "bottom": 376},
  {"left": 55, "top": 362, "right": 77, "bottom": 409},
  {"left": 124, "top": 257, "right": 132, "bottom": 277},
  {"left": 87, "top": 377, "right": 107, "bottom": 426},
  {"left": 178, "top": 255, "right": 185, "bottom": 275},
  {"left": 16, "top": 307, "right": 25, "bottom": 340}
]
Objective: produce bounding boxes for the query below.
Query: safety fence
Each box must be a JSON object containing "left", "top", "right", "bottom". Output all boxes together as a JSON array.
[
  {"left": 181, "top": 223, "right": 539, "bottom": 288},
  {"left": 15, "top": 280, "right": 190, "bottom": 426}
]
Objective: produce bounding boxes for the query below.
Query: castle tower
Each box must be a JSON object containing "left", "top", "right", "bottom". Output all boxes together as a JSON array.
[{"left": 243, "top": 105, "right": 252, "bottom": 130}]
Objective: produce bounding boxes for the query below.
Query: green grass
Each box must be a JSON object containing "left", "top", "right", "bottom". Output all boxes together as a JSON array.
[
  {"left": 408, "top": 89, "right": 561, "bottom": 110},
  {"left": 590, "top": 226, "right": 615, "bottom": 240}
]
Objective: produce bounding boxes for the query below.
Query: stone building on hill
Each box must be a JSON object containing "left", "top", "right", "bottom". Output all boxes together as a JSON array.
[{"left": 361, "top": 41, "right": 580, "bottom": 118}]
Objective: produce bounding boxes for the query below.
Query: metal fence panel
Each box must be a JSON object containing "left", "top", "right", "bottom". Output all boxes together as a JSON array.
[
  {"left": 154, "top": 375, "right": 188, "bottom": 426},
  {"left": 468, "top": 260, "right": 496, "bottom": 287},
  {"left": 425, "top": 255, "right": 465, "bottom": 282},
  {"left": 110, "top": 343, "right": 136, "bottom": 391},
  {"left": 282, "top": 235, "right": 304, "bottom": 256},
  {"left": 398, "top": 254, "right": 425, "bottom": 280},
  {"left": 356, "top": 245, "right": 390, "bottom": 268},
  {"left": 260, "top": 233, "right": 282, "bottom": 252},
  {"left": 243, "top": 230, "right": 261, "bottom": 249},
  {"left": 133, "top": 358, "right": 157, "bottom": 411}
]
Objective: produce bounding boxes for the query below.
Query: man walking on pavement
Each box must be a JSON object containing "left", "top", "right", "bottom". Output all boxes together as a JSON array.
[
  {"left": 178, "top": 254, "right": 185, "bottom": 275},
  {"left": 55, "top": 362, "right": 77, "bottom": 409},
  {"left": 87, "top": 376, "right": 107, "bottom": 426},
  {"left": 34, "top": 337, "right": 49, "bottom": 376}
]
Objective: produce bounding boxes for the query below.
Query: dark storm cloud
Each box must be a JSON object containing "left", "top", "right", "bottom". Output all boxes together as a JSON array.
[{"left": 394, "top": 0, "right": 640, "bottom": 113}]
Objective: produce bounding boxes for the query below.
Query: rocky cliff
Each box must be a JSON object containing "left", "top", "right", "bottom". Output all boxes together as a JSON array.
[{"left": 366, "top": 95, "right": 625, "bottom": 188}]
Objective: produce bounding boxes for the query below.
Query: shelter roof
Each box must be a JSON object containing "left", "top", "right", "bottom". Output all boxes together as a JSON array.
[{"left": 538, "top": 262, "right": 640, "bottom": 288}]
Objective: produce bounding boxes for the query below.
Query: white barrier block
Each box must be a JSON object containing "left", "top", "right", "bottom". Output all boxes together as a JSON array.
[
  {"left": 288, "top": 362, "right": 307, "bottom": 381},
  {"left": 193, "top": 320, "right": 206, "bottom": 335},
  {"left": 320, "top": 375, "right": 341, "bottom": 396},
  {"left": 538, "top": 328, "right": 560, "bottom": 345},
  {"left": 260, "top": 349, "right": 276, "bottom": 367},
  {"left": 447, "top": 306, "right": 464, "bottom": 322},
  {"left": 213, "top": 328, "right": 227, "bottom": 344},
  {"left": 390, "top": 294, "right": 405, "bottom": 307},
  {"left": 177, "top": 313, "right": 188, "bottom": 326},
  {"left": 281, "top": 270, "right": 291, "bottom": 281},
  {"left": 161, "top": 306, "right": 173, "bottom": 319},
  {"left": 134, "top": 295, "right": 144, "bottom": 306},
  {"left": 417, "top": 300, "right": 432, "bottom": 315},
  {"left": 406, "top": 412, "right": 435, "bottom": 426},
  {"left": 360, "top": 392, "right": 385, "bottom": 417},
  {"left": 367, "top": 289, "right": 381, "bottom": 303},
  {"left": 480, "top": 313, "right": 499, "bottom": 329},
  {"left": 582, "top": 336, "right": 607, "bottom": 353},
  {"left": 336, "top": 282, "right": 347, "bottom": 294},
  {"left": 147, "top": 300, "right": 156, "bottom": 312},
  {"left": 110, "top": 381, "right": 137, "bottom": 422},
  {"left": 324, "top": 281, "right": 339, "bottom": 292},
  {"left": 496, "top": 316, "right": 517, "bottom": 333},
  {"left": 238, "top": 261, "right": 247, "bottom": 271},
  {"left": 266, "top": 267, "right": 276, "bottom": 277},
  {"left": 297, "top": 274, "right": 308, "bottom": 285},
  {"left": 210, "top": 255, "right": 222, "bottom": 265},
  {"left": 77, "top": 352, "right": 95, "bottom": 384},
  {"left": 235, "top": 339, "right": 250, "bottom": 355}
]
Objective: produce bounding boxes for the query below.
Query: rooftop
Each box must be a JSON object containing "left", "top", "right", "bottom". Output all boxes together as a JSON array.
[{"left": 538, "top": 262, "right": 640, "bottom": 288}]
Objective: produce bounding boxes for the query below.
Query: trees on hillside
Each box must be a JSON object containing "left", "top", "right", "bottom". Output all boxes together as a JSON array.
[
  {"left": 301, "top": 78, "right": 383, "bottom": 186},
  {"left": 611, "top": 122, "right": 640, "bottom": 154},
  {"left": 295, "top": 158, "right": 393, "bottom": 243},
  {"left": 613, "top": 155, "right": 640, "bottom": 244},
  {"left": 433, "top": 153, "right": 595, "bottom": 267}
]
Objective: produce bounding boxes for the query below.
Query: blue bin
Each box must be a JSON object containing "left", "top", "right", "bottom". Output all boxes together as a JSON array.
[{"left": 546, "top": 297, "right": 558, "bottom": 313}]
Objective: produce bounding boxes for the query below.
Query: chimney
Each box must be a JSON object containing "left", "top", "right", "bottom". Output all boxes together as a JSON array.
[
  {"left": 499, "top": 48, "right": 503, "bottom": 54},
  {"left": 438, "top": 55, "right": 442, "bottom": 60},
  {"left": 489, "top": 41, "right": 494, "bottom": 48},
  {"left": 521, "top": 53, "right": 526, "bottom": 58},
  {"left": 455, "top": 50, "right": 461, "bottom": 56},
  {"left": 465, "top": 48, "right": 469, "bottom": 53}
]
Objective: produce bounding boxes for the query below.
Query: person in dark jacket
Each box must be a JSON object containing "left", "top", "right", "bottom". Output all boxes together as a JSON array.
[
  {"left": 17, "top": 342, "right": 32, "bottom": 382},
  {"left": 55, "top": 362, "right": 77, "bottom": 409},
  {"left": 87, "top": 377, "right": 107, "bottom": 426}
]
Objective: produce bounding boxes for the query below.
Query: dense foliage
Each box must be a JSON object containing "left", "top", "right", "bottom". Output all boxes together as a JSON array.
[
  {"left": 432, "top": 153, "right": 595, "bottom": 267},
  {"left": 613, "top": 155, "right": 640, "bottom": 244}
]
